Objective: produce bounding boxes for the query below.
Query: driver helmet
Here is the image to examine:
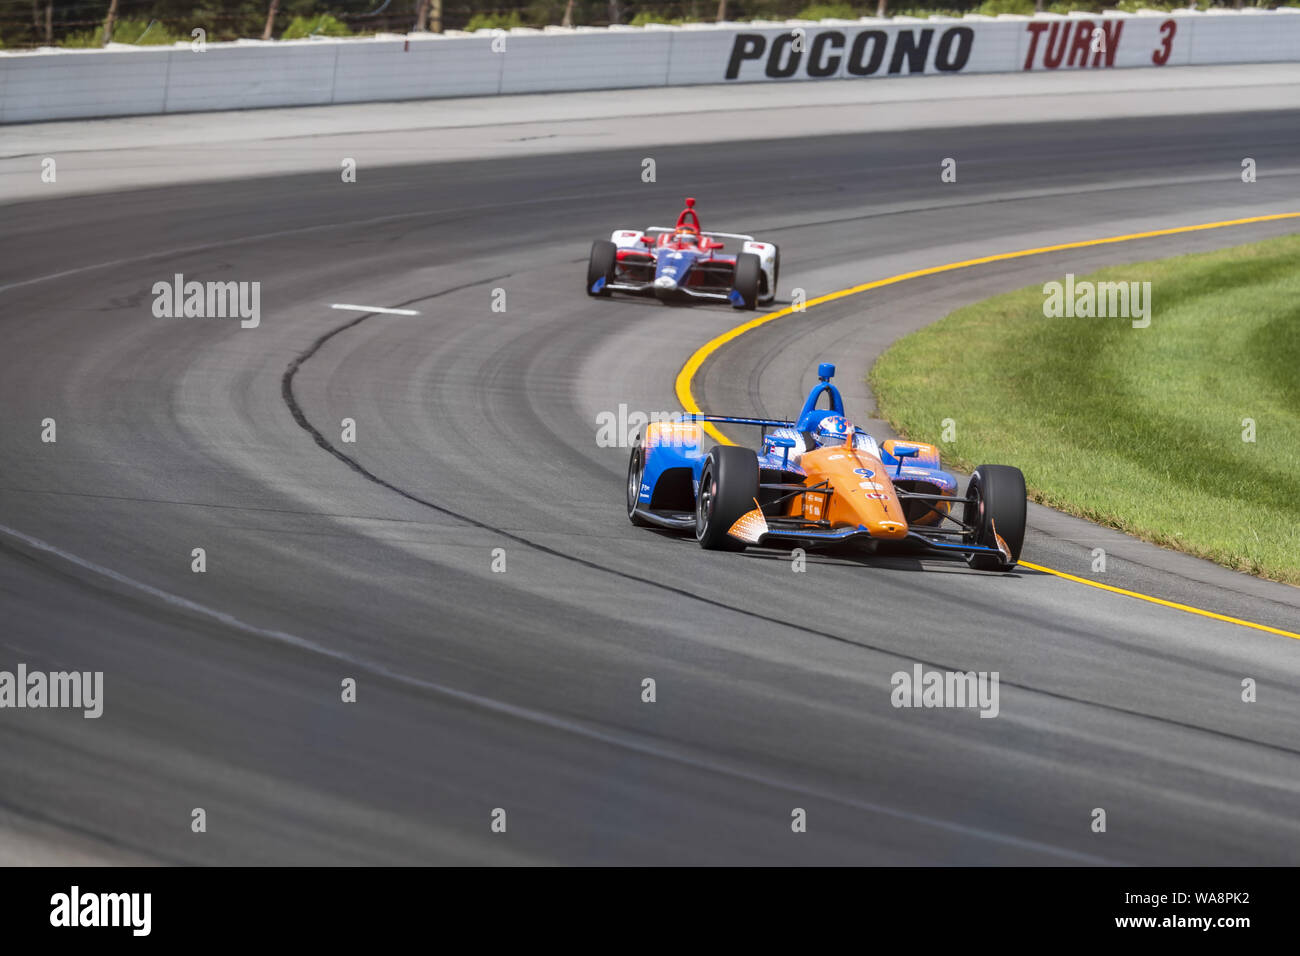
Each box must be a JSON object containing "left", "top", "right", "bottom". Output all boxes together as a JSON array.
[
  {"left": 674, "top": 227, "right": 698, "bottom": 244},
  {"left": 813, "top": 415, "right": 855, "bottom": 448}
]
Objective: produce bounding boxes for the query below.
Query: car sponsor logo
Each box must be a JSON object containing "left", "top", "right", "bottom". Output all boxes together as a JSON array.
[
  {"left": 724, "top": 27, "right": 975, "bottom": 81},
  {"left": 864, "top": 492, "right": 890, "bottom": 500},
  {"left": 859, "top": 481, "right": 884, "bottom": 491}
]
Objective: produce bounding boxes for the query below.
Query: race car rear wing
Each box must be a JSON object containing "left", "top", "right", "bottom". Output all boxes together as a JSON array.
[
  {"left": 645, "top": 227, "right": 757, "bottom": 243},
  {"left": 683, "top": 414, "right": 880, "bottom": 457},
  {"left": 682, "top": 413, "right": 801, "bottom": 451},
  {"left": 682, "top": 414, "right": 795, "bottom": 429}
]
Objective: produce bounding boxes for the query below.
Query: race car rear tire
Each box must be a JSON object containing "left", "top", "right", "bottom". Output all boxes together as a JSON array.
[
  {"left": 696, "top": 445, "right": 759, "bottom": 551},
  {"left": 626, "top": 435, "right": 652, "bottom": 527},
  {"left": 731, "top": 252, "right": 761, "bottom": 310},
  {"left": 587, "top": 240, "right": 616, "bottom": 297},
  {"left": 767, "top": 245, "right": 780, "bottom": 301},
  {"left": 963, "top": 465, "right": 1026, "bottom": 571}
]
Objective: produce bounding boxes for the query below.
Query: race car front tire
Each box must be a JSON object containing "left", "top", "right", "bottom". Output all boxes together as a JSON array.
[
  {"left": 696, "top": 445, "right": 759, "bottom": 551},
  {"left": 731, "top": 252, "right": 761, "bottom": 310},
  {"left": 963, "top": 465, "right": 1027, "bottom": 571},
  {"left": 587, "top": 240, "right": 617, "bottom": 297},
  {"left": 626, "top": 435, "right": 652, "bottom": 526}
]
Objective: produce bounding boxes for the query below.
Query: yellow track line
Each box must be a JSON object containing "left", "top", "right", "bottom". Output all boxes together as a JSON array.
[
  {"left": 1019, "top": 562, "right": 1300, "bottom": 639},
  {"left": 674, "top": 211, "right": 1300, "bottom": 640}
]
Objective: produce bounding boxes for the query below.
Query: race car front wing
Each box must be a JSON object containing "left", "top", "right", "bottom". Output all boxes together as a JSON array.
[{"left": 726, "top": 483, "right": 1011, "bottom": 562}]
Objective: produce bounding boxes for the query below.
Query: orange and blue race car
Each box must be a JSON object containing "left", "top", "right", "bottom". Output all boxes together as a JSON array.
[
  {"left": 587, "top": 197, "right": 779, "bottom": 310},
  {"left": 626, "top": 364, "right": 1026, "bottom": 570}
]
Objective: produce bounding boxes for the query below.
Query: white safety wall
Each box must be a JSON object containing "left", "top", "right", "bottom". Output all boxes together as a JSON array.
[{"left": 1, "top": 11, "right": 1297, "bottom": 124}]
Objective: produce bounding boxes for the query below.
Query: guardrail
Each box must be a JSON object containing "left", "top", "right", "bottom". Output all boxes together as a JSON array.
[{"left": 2, "top": 10, "right": 1297, "bottom": 124}]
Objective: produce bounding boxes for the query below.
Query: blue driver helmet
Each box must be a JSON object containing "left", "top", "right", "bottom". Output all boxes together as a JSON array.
[{"left": 814, "top": 415, "right": 854, "bottom": 448}]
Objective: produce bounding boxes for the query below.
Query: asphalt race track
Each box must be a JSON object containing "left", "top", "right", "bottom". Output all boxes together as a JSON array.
[{"left": 2, "top": 108, "right": 1299, "bottom": 864}]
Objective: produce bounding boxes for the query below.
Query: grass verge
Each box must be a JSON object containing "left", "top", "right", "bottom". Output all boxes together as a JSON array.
[{"left": 870, "top": 233, "right": 1300, "bottom": 584}]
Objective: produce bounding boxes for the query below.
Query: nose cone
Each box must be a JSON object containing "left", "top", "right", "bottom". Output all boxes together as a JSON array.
[
  {"left": 874, "top": 517, "right": 908, "bottom": 537},
  {"left": 656, "top": 249, "right": 693, "bottom": 290},
  {"left": 831, "top": 476, "right": 908, "bottom": 539},
  {"left": 800, "top": 446, "right": 910, "bottom": 540}
]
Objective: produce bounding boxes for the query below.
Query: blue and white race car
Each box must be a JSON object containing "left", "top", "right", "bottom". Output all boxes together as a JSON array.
[{"left": 586, "top": 198, "right": 779, "bottom": 310}]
